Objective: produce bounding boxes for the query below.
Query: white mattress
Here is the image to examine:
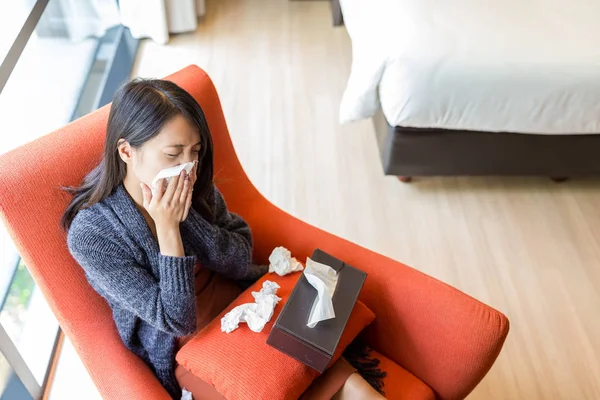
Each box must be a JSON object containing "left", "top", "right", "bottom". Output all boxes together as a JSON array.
[{"left": 339, "top": 0, "right": 600, "bottom": 134}]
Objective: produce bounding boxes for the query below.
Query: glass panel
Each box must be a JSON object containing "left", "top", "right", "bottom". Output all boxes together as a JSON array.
[
  {"left": 0, "top": 228, "right": 20, "bottom": 309},
  {"left": 0, "top": 260, "right": 58, "bottom": 386},
  {"left": 0, "top": 32, "right": 98, "bottom": 154},
  {"left": 0, "top": 0, "right": 120, "bottom": 154},
  {"left": 0, "top": 260, "right": 36, "bottom": 341},
  {"left": 0, "top": 349, "right": 33, "bottom": 400},
  {"left": 0, "top": 0, "right": 38, "bottom": 65}
]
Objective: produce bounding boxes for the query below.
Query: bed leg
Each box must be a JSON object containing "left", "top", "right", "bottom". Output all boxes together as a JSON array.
[
  {"left": 550, "top": 177, "right": 569, "bottom": 183},
  {"left": 331, "top": 0, "right": 343, "bottom": 26},
  {"left": 397, "top": 176, "right": 413, "bottom": 183}
]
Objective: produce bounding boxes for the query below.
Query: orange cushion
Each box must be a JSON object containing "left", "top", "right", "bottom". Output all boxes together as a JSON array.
[
  {"left": 371, "top": 349, "right": 435, "bottom": 400},
  {"left": 176, "top": 272, "right": 375, "bottom": 400}
]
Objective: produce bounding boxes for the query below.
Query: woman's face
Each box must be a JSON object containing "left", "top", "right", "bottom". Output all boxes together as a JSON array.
[{"left": 121, "top": 114, "right": 201, "bottom": 187}]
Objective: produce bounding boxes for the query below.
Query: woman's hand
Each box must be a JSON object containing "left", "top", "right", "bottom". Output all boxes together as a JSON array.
[
  {"left": 140, "top": 171, "right": 192, "bottom": 257},
  {"left": 141, "top": 170, "right": 192, "bottom": 230}
]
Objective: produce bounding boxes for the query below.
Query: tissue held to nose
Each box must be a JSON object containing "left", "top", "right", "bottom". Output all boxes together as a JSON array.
[
  {"left": 151, "top": 161, "right": 197, "bottom": 192},
  {"left": 221, "top": 281, "right": 282, "bottom": 333}
]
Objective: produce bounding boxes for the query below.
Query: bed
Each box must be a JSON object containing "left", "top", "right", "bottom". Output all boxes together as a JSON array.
[{"left": 333, "top": 0, "right": 600, "bottom": 180}]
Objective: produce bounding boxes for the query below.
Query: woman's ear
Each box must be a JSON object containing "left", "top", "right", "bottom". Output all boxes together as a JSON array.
[{"left": 117, "top": 139, "right": 133, "bottom": 164}]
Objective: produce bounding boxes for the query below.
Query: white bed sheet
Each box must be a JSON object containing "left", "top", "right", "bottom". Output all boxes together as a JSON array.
[{"left": 339, "top": 0, "right": 600, "bottom": 134}]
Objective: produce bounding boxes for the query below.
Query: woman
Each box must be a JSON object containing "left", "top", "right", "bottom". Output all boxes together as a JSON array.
[{"left": 63, "top": 78, "right": 384, "bottom": 399}]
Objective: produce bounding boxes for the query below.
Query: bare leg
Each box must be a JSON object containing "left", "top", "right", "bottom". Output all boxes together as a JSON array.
[
  {"left": 397, "top": 176, "right": 413, "bottom": 183},
  {"left": 332, "top": 373, "right": 386, "bottom": 400}
]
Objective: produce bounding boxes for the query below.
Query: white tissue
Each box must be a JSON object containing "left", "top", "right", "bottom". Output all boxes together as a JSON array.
[
  {"left": 268, "top": 246, "right": 303, "bottom": 276},
  {"left": 304, "top": 258, "right": 339, "bottom": 328},
  {"left": 181, "top": 388, "right": 193, "bottom": 400},
  {"left": 221, "top": 281, "right": 282, "bottom": 333},
  {"left": 151, "top": 161, "right": 197, "bottom": 192}
]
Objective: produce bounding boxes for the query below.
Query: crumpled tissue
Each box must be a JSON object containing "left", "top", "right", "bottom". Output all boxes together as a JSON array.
[
  {"left": 268, "top": 246, "right": 303, "bottom": 276},
  {"left": 221, "top": 281, "right": 282, "bottom": 333},
  {"left": 181, "top": 388, "right": 193, "bottom": 400},
  {"left": 304, "top": 258, "right": 339, "bottom": 328},
  {"left": 151, "top": 161, "right": 197, "bottom": 193}
]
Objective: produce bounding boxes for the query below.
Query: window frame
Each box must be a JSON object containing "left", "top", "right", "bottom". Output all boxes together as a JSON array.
[{"left": 0, "top": 0, "right": 49, "bottom": 94}]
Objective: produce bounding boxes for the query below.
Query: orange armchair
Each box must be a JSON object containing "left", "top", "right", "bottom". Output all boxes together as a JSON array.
[{"left": 0, "top": 65, "right": 508, "bottom": 400}]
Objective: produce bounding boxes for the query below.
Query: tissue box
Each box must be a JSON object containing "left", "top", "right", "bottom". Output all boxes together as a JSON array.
[{"left": 266, "top": 249, "right": 367, "bottom": 373}]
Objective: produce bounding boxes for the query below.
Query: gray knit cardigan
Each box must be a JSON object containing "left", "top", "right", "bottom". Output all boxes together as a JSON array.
[{"left": 67, "top": 184, "right": 264, "bottom": 398}]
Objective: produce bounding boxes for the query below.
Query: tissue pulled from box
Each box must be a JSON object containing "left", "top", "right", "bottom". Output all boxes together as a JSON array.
[
  {"left": 304, "top": 258, "right": 339, "bottom": 328},
  {"left": 151, "top": 161, "right": 197, "bottom": 192},
  {"left": 268, "top": 246, "right": 303, "bottom": 276},
  {"left": 221, "top": 280, "right": 282, "bottom": 333}
]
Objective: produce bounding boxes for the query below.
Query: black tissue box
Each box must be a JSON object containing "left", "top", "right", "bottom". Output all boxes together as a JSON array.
[{"left": 266, "top": 249, "right": 367, "bottom": 373}]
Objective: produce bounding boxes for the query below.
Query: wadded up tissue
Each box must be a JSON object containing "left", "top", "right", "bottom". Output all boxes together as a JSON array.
[
  {"left": 221, "top": 281, "right": 282, "bottom": 333},
  {"left": 268, "top": 246, "right": 303, "bottom": 276}
]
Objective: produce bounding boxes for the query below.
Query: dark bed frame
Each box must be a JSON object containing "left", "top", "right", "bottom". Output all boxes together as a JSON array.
[{"left": 332, "top": 0, "right": 600, "bottom": 181}]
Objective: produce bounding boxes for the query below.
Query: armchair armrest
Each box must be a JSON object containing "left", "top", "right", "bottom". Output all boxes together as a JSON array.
[
  {"left": 234, "top": 193, "right": 509, "bottom": 400},
  {"left": 358, "top": 254, "right": 509, "bottom": 400}
]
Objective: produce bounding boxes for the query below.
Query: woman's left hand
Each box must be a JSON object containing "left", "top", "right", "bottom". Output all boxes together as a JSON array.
[{"left": 182, "top": 161, "right": 198, "bottom": 221}]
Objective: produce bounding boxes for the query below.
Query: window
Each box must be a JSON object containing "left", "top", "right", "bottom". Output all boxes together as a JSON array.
[
  {"left": 0, "top": 1, "right": 39, "bottom": 65},
  {"left": 0, "top": 0, "right": 137, "bottom": 397},
  {"left": 0, "top": 258, "right": 58, "bottom": 386},
  {"left": 0, "top": 346, "right": 34, "bottom": 400}
]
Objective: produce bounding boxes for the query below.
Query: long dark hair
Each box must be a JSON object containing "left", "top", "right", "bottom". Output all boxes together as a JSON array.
[{"left": 61, "top": 78, "right": 215, "bottom": 230}]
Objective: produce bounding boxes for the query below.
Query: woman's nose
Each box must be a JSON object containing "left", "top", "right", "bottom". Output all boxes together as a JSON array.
[{"left": 182, "top": 153, "right": 196, "bottom": 164}]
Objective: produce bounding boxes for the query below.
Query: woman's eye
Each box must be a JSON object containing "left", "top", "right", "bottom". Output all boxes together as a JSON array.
[{"left": 166, "top": 154, "right": 179, "bottom": 158}]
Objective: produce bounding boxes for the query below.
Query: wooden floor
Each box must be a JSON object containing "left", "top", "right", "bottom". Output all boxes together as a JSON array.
[{"left": 51, "top": 0, "right": 600, "bottom": 398}]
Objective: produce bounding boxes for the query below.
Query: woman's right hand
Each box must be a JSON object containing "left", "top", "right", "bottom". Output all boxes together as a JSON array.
[{"left": 140, "top": 170, "right": 192, "bottom": 231}]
